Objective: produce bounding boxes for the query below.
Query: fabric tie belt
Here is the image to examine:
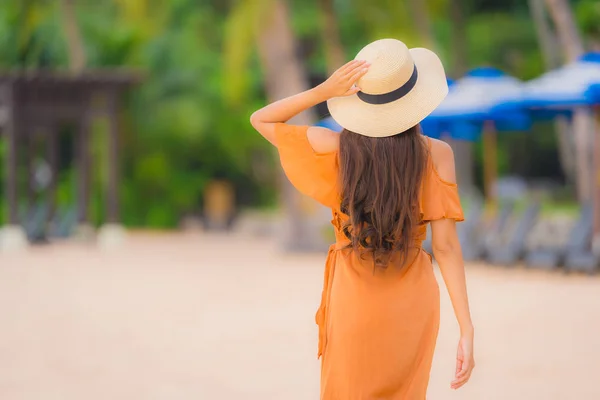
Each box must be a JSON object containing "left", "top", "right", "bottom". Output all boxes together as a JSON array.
[{"left": 315, "top": 243, "right": 341, "bottom": 359}]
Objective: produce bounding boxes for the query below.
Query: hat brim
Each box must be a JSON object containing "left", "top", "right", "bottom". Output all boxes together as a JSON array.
[{"left": 327, "top": 48, "right": 449, "bottom": 137}]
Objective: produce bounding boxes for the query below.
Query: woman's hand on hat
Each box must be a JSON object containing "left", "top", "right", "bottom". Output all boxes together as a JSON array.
[
  {"left": 249, "top": 61, "right": 367, "bottom": 142},
  {"left": 316, "top": 60, "right": 370, "bottom": 99}
]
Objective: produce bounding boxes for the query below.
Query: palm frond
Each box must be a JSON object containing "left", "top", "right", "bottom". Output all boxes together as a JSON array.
[{"left": 223, "top": 0, "right": 275, "bottom": 106}]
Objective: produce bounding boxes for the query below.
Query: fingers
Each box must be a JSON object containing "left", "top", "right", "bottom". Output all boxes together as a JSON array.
[
  {"left": 456, "top": 358, "right": 470, "bottom": 378},
  {"left": 455, "top": 357, "right": 462, "bottom": 376},
  {"left": 339, "top": 59, "right": 366, "bottom": 75},
  {"left": 452, "top": 364, "right": 473, "bottom": 387},
  {"left": 341, "top": 86, "right": 361, "bottom": 96},
  {"left": 348, "top": 67, "right": 369, "bottom": 84},
  {"left": 451, "top": 358, "right": 475, "bottom": 390},
  {"left": 451, "top": 369, "right": 472, "bottom": 389},
  {"left": 341, "top": 60, "right": 369, "bottom": 79},
  {"left": 329, "top": 59, "right": 369, "bottom": 97}
]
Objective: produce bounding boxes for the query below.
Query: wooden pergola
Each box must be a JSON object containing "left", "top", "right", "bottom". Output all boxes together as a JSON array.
[{"left": 0, "top": 70, "right": 141, "bottom": 245}]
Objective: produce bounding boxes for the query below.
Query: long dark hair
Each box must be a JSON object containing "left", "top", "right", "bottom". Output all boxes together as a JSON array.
[{"left": 339, "top": 125, "right": 428, "bottom": 269}]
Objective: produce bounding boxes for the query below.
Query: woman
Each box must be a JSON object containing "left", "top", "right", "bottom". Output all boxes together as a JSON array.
[{"left": 250, "top": 39, "right": 474, "bottom": 399}]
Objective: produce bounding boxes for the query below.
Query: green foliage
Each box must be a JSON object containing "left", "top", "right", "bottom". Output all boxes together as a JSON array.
[
  {"left": 0, "top": 0, "right": 67, "bottom": 67},
  {"left": 0, "top": 0, "right": 273, "bottom": 228},
  {"left": 0, "top": 0, "right": 589, "bottom": 227},
  {"left": 223, "top": 0, "right": 274, "bottom": 105},
  {"left": 351, "top": 0, "right": 419, "bottom": 46},
  {"left": 466, "top": 13, "right": 543, "bottom": 78},
  {"left": 576, "top": 0, "right": 600, "bottom": 43}
]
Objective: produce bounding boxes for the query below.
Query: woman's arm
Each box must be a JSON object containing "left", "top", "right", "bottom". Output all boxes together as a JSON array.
[
  {"left": 250, "top": 59, "right": 369, "bottom": 150},
  {"left": 430, "top": 141, "right": 475, "bottom": 390},
  {"left": 432, "top": 216, "right": 473, "bottom": 335},
  {"left": 250, "top": 88, "right": 329, "bottom": 145}
]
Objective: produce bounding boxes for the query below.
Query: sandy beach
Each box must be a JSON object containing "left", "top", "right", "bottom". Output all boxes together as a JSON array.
[{"left": 0, "top": 232, "right": 598, "bottom": 400}]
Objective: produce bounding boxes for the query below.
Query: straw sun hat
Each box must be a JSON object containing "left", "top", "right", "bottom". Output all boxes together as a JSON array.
[{"left": 327, "top": 38, "right": 449, "bottom": 137}]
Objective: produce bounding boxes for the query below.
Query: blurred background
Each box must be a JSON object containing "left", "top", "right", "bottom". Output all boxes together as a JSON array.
[{"left": 0, "top": 0, "right": 600, "bottom": 399}]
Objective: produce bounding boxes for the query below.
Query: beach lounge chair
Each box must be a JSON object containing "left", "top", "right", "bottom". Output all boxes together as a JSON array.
[
  {"left": 481, "top": 201, "right": 515, "bottom": 259},
  {"left": 23, "top": 201, "right": 50, "bottom": 243},
  {"left": 49, "top": 206, "right": 78, "bottom": 238},
  {"left": 525, "top": 205, "right": 589, "bottom": 269},
  {"left": 563, "top": 204, "right": 598, "bottom": 274},
  {"left": 486, "top": 200, "right": 541, "bottom": 265}
]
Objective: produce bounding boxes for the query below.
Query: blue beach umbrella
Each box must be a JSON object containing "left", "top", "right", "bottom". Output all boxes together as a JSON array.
[
  {"left": 422, "top": 67, "right": 531, "bottom": 141},
  {"left": 522, "top": 52, "right": 600, "bottom": 107},
  {"left": 497, "top": 52, "right": 600, "bottom": 118},
  {"left": 586, "top": 82, "right": 600, "bottom": 105}
]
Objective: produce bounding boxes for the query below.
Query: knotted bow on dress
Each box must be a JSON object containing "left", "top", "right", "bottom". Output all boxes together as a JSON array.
[
  {"left": 315, "top": 211, "right": 345, "bottom": 359},
  {"left": 315, "top": 243, "right": 338, "bottom": 359}
]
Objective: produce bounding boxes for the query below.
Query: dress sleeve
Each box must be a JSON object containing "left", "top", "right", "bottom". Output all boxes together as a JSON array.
[
  {"left": 274, "top": 123, "right": 339, "bottom": 208},
  {"left": 420, "top": 161, "right": 465, "bottom": 222}
]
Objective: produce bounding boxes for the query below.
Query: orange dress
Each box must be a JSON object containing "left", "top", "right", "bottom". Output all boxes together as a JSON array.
[{"left": 275, "top": 123, "right": 464, "bottom": 399}]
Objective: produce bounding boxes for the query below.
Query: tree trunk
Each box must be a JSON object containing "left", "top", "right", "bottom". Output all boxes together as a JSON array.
[
  {"left": 449, "top": 0, "right": 468, "bottom": 77},
  {"left": 544, "top": 0, "right": 585, "bottom": 62},
  {"left": 554, "top": 117, "right": 576, "bottom": 185},
  {"left": 447, "top": 0, "right": 475, "bottom": 190},
  {"left": 59, "top": 0, "right": 86, "bottom": 72},
  {"left": 545, "top": 0, "right": 591, "bottom": 201},
  {"left": 529, "top": 0, "right": 561, "bottom": 68},
  {"left": 572, "top": 109, "right": 595, "bottom": 201},
  {"left": 529, "top": 0, "right": 576, "bottom": 185},
  {"left": 407, "top": 0, "right": 437, "bottom": 51},
  {"left": 319, "top": 0, "right": 346, "bottom": 75},
  {"left": 257, "top": 0, "right": 326, "bottom": 251}
]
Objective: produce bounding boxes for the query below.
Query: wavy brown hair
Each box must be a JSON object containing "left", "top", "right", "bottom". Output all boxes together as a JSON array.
[{"left": 339, "top": 125, "right": 428, "bottom": 269}]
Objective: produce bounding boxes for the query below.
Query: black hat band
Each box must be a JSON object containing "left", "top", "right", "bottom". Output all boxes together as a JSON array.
[{"left": 357, "top": 66, "right": 418, "bottom": 105}]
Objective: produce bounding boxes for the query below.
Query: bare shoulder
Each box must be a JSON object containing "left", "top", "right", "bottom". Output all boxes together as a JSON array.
[
  {"left": 427, "top": 137, "right": 457, "bottom": 184},
  {"left": 428, "top": 137, "right": 453, "bottom": 158},
  {"left": 307, "top": 126, "right": 340, "bottom": 154}
]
